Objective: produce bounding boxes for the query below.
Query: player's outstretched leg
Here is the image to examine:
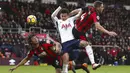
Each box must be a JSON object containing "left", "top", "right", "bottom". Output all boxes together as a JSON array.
[{"left": 79, "top": 40, "right": 101, "bottom": 70}]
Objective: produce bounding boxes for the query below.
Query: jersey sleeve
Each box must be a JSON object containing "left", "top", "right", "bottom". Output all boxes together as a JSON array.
[
  {"left": 51, "top": 6, "right": 61, "bottom": 25},
  {"left": 52, "top": 17, "right": 59, "bottom": 22},
  {"left": 27, "top": 50, "right": 34, "bottom": 58},
  {"left": 92, "top": 12, "right": 100, "bottom": 23}
]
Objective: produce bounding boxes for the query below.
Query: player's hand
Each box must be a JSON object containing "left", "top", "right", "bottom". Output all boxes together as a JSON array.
[
  {"left": 9, "top": 67, "right": 17, "bottom": 73},
  {"left": 108, "top": 31, "right": 117, "bottom": 36}
]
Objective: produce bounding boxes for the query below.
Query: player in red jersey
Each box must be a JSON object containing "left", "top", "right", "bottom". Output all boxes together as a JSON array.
[
  {"left": 72, "top": 1, "right": 117, "bottom": 41},
  {"left": 9, "top": 34, "right": 62, "bottom": 73},
  {"left": 70, "top": 1, "right": 117, "bottom": 70}
]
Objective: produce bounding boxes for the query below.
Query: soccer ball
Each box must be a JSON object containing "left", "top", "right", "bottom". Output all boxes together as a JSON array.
[{"left": 27, "top": 15, "right": 37, "bottom": 24}]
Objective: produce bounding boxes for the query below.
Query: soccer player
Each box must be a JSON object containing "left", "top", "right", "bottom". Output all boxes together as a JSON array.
[
  {"left": 51, "top": 6, "right": 100, "bottom": 73},
  {"left": 9, "top": 34, "right": 62, "bottom": 73},
  {"left": 70, "top": 0, "right": 117, "bottom": 69}
]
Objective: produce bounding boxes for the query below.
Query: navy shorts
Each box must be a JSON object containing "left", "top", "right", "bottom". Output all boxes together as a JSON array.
[
  {"left": 69, "top": 49, "right": 80, "bottom": 60},
  {"left": 62, "top": 39, "right": 80, "bottom": 54}
]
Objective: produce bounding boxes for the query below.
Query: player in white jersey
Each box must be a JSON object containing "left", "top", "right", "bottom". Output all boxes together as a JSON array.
[{"left": 51, "top": 6, "right": 100, "bottom": 73}]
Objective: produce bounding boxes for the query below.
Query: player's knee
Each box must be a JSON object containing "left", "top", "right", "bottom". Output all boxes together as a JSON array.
[
  {"left": 80, "top": 40, "right": 88, "bottom": 47},
  {"left": 86, "top": 44, "right": 92, "bottom": 48}
]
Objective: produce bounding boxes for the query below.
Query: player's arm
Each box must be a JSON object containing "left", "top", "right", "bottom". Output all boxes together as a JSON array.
[
  {"left": 93, "top": 13, "right": 117, "bottom": 36},
  {"left": 51, "top": 6, "right": 62, "bottom": 21},
  {"left": 9, "top": 56, "right": 30, "bottom": 72},
  {"left": 95, "top": 22, "right": 117, "bottom": 36},
  {"left": 69, "top": 8, "right": 81, "bottom": 16},
  {"left": 69, "top": 7, "right": 88, "bottom": 17},
  {"left": 70, "top": 8, "right": 83, "bottom": 20}
]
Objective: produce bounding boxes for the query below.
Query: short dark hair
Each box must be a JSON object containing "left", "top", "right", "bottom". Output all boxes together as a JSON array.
[
  {"left": 94, "top": 1, "right": 103, "bottom": 8},
  {"left": 60, "top": 8, "right": 69, "bottom": 14}
]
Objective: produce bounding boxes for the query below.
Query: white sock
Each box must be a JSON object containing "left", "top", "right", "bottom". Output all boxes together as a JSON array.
[
  {"left": 62, "top": 64, "right": 68, "bottom": 73},
  {"left": 85, "top": 45, "right": 95, "bottom": 64}
]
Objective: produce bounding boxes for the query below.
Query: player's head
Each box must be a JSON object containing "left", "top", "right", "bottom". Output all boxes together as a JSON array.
[
  {"left": 28, "top": 34, "right": 39, "bottom": 48},
  {"left": 94, "top": 1, "right": 104, "bottom": 13},
  {"left": 59, "top": 8, "right": 69, "bottom": 21}
]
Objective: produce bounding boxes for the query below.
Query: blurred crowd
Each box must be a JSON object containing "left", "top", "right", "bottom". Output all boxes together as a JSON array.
[
  {"left": 64, "top": 0, "right": 130, "bottom": 5},
  {"left": 0, "top": 0, "right": 130, "bottom": 65}
]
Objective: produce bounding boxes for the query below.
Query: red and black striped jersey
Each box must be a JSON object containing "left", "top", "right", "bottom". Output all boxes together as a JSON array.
[
  {"left": 27, "top": 43, "right": 57, "bottom": 58},
  {"left": 75, "top": 6, "right": 100, "bottom": 32}
]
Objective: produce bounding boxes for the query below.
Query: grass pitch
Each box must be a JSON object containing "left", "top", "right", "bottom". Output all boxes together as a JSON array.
[{"left": 0, "top": 65, "right": 130, "bottom": 73}]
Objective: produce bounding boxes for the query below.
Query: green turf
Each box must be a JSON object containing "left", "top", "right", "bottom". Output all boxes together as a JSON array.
[{"left": 1, "top": 65, "right": 130, "bottom": 73}]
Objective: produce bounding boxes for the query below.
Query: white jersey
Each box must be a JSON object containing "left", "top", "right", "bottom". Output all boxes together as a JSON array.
[
  {"left": 56, "top": 17, "right": 76, "bottom": 43},
  {"left": 51, "top": 6, "right": 82, "bottom": 43}
]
